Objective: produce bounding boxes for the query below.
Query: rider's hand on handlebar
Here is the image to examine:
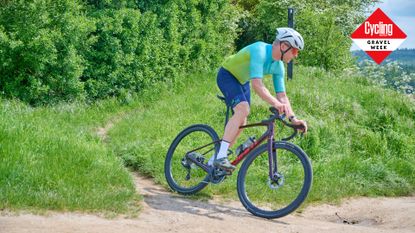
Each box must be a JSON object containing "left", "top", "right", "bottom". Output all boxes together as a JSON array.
[
  {"left": 290, "top": 118, "right": 308, "bottom": 134},
  {"left": 273, "top": 102, "right": 289, "bottom": 115}
]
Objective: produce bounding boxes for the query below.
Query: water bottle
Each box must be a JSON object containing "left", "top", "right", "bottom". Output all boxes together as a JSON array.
[{"left": 235, "top": 136, "right": 256, "bottom": 155}]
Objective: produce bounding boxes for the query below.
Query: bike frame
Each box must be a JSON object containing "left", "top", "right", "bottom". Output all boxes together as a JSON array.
[
  {"left": 232, "top": 119, "right": 278, "bottom": 176},
  {"left": 185, "top": 116, "right": 280, "bottom": 180},
  {"left": 185, "top": 97, "right": 302, "bottom": 180},
  {"left": 167, "top": 102, "right": 311, "bottom": 218}
]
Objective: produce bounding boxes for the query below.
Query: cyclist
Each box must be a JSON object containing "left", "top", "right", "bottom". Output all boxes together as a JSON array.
[{"left": 209, "top": 27, "right": 308, "bottom": 171}]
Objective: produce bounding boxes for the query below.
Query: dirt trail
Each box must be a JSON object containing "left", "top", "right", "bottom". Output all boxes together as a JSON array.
[{"left": 1, "top": 172, "right": 414, "bottom": 233}]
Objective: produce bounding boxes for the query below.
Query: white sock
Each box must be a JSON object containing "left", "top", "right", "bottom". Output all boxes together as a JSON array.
[{"left": 208, "top": 140, "right": 230, "bottom": 165}]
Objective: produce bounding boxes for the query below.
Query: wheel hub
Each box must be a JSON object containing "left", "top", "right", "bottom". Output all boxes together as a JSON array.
[{"left": 268, "top": 173, "right": 284, "bottom": 190}]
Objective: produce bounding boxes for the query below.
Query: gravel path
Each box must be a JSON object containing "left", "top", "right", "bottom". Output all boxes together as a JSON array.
[{"left": 1, "top": 172, "right": 414, "bottom": 233}]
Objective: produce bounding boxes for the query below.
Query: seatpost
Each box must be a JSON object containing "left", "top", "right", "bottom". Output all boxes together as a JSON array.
[{"left": 224, "top": 105, "right": 230, "bottom": 130}]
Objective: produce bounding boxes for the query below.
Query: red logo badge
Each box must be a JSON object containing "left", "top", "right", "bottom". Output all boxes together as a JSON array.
[{"left": 351, "top": 8, "right": 407, "bottom": 64}]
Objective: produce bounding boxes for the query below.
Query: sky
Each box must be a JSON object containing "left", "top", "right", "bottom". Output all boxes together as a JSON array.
[{"left": 350, "top": 0, "right": 415, "bottom": 50}]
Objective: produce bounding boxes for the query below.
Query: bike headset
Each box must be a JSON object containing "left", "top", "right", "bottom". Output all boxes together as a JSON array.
[{"left": 275, "top": 27, "right": 304, "bottom": 61}]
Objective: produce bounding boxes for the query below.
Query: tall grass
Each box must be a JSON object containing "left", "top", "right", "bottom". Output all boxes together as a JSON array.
[
  {"left": 0, "top": 99, "right": 140, "bottom": 214},
  {"left": 108, "top": 66, "right": 415, "bottom": 203}
]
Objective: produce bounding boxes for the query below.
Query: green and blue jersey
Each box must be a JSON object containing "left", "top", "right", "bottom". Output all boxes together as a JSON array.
[{"left": 222, "top": 42, "right": 286, "bottom": 93}]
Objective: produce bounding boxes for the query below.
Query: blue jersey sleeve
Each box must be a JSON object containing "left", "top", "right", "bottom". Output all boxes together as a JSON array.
[
  {"left": 272, "top": 61, "right": 286, "bottom": 93},
  {"left": 249, "top": 43, "right": 266, "bottom": 78}
]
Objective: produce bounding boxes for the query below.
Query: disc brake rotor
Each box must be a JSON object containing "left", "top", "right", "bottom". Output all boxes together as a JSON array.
[{"left": 268, "top": 173, "right": 285, "bottom": 190}]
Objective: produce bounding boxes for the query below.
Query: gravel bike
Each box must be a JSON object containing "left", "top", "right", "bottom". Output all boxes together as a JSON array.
[{"left": 164, "top": 96, "right": 312, "bottom": 219}]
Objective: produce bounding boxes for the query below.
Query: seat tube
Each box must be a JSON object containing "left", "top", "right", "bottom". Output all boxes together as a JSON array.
[{"left": 224, "top": 105, "right": 230, "bottom": 129}]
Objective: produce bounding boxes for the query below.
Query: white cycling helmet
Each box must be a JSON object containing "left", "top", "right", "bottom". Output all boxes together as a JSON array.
[{"left": 275, "top": 27, "right": 304, "bottom": 50}]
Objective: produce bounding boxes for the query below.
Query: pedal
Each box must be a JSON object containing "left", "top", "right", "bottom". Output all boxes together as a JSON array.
[{"left": 216, "top": 168, "right": 232, "bottom": 176}]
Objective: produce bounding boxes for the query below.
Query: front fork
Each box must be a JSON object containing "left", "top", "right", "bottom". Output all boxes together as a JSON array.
[{"left": 268, "top": 123, "right": 279, "bottom": 182}]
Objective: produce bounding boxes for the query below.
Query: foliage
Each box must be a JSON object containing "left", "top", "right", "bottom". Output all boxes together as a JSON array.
[
  {"left": 353, "top": 48, "right": 415, "bottom": 72},
  {"left": 0, "top": 0, "right": 241, "bottom": 105},
  {"left": 355, "top": 60, "right": 415, "bottom": 97},
  {"left": 296, "top": 8, "right": 353, "bottom": 70},
  {"left": 235, "top": 0, "right": 378, "bottom": 71},
  {"left": 0, "top": 0, "right": 94, "bottom": 105},
  {"left": 137, "top": 0, "right": 241, "bottom": 72},
  {"left": 82, "top": 8, "right": 165, "bottom": 99}
]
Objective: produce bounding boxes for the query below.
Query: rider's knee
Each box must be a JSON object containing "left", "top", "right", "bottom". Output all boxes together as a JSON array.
[{"left": 234, "top": 102, "right": 250, "bottom": 118}]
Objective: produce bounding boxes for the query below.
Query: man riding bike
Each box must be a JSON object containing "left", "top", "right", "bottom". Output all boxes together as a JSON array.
[{"left": 209, "top": 27, "right": 308, "bottom": 171}]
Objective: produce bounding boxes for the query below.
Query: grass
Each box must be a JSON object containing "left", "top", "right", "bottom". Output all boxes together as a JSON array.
[
  {"left": 108, "top": 65, "right": 415, "bottom": 204},
  {"left": 0, "top": 99, "right": 141, "bottom": 214},
  {"left": 1, "top": 65, "right": 414, "bottom": 213}
]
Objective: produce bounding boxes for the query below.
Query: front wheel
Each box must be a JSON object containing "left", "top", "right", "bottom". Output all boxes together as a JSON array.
[
  {"left": 165, "top": 124, "right": 219, "bottom": 195},
  {"left": 237, "top": 141, "right": 312, "bottom": 219}
]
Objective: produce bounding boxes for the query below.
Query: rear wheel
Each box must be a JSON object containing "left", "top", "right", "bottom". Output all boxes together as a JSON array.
[
  {"left": 164, "top": 124, "right": 219, "bottom": 194},
  {"left": 237, "top": 141, "right": 312, "bottom": 219}
]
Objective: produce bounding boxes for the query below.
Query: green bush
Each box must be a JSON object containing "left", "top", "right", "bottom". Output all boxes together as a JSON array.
[
  {"left": 140, "top": 0, "right": 241, "bottom": 72},
  {"left": 0, "top": 0, "right": 241, "bottom": 105},
  {"left": 82, "top": 8, "right": 165, "bottom": 99},
  {"left": 296, "top": 8, "right": 353, "bottom": 70},
  {"left": 0, "top": 0, "right": 94, "bottom": 105}
]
